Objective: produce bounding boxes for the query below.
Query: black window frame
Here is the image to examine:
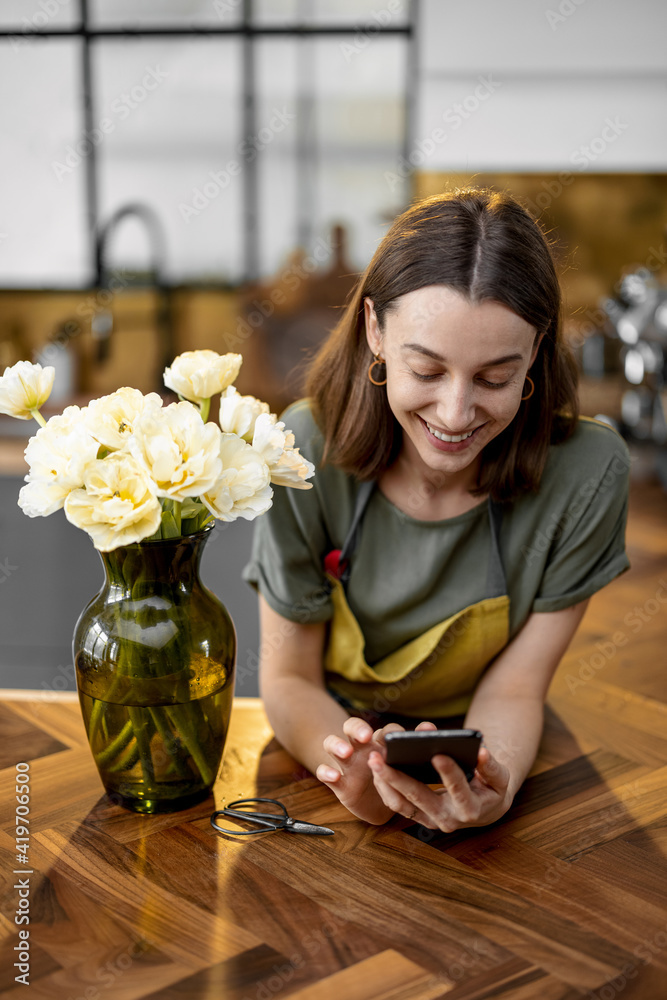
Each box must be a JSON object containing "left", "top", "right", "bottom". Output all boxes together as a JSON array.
[{"left": 1, "top": 0, "right": 417, "bottom": 288}]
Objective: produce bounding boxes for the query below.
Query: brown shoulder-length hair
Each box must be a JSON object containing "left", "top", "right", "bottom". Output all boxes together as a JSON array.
[{"left": 306, "top": 187, "right": 579, "bottom": 502}]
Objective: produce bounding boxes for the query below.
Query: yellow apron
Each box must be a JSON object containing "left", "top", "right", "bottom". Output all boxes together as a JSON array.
[{"left": 323, "top": 480, "right": 510, "bottom": 719}]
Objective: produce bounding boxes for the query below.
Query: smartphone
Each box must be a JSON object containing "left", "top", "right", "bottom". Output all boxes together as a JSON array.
[{"left": 384, "top": 729, "right": 483, "bottom": 784}]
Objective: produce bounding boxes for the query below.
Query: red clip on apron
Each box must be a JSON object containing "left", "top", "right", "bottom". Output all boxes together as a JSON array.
[{"left": 323, "top": 481, "right": 510, "bottom": 718}]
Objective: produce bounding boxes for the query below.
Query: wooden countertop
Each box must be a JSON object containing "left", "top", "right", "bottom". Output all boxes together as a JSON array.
[
  {"left": 1, "top": 677, "right": 666, "bottom": 999},
  {"left": 1, "top": 484, "right": 666, "bottom": 998}
]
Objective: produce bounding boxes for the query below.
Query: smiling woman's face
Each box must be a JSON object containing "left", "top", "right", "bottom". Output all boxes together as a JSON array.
[{"left": 365, "top": 285, "right": 542, "bottom": 486}]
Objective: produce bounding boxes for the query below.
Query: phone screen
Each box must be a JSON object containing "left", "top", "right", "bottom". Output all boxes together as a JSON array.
[{"left": 384, "top": 729, "right": 483, "bottom": 784}]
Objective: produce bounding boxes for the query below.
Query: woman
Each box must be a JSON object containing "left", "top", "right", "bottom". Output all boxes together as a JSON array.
[{"left": 243, "top": 188, "right": 630, "bottom": 831}]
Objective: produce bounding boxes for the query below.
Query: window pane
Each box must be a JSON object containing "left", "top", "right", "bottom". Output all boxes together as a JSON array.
[
  {"left": 317, "top": 37, "right": 408, "bottom": 268},
  {"left": 253, "top": 0, "right": 409, "bottom": 26},
  {"left": 0, "top": 37, "right": 87, "bottom": 287},
  {"left": 255, "top": 38, "right": 299, "bottom": 276},
  {"left": 0, "top": 1, "right": 78, "bottom": 29},
  {"left": 94, "top": 38, "right": 243, "bottom": 283},
  {"left": 256, "top": 36, "right": 407, "bottom": 277},
  {"left": 89, "top": 0, "right": 241, "bottom": 28}
]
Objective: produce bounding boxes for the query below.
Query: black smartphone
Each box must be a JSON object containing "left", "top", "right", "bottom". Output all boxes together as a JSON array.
[{"left": 384, "top": 729, "right": 483, "bottom": 784}]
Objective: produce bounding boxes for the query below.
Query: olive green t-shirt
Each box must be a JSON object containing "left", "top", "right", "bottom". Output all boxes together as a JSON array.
[{"left": 243, "top": 398, "right": 631, "bottom": 664}]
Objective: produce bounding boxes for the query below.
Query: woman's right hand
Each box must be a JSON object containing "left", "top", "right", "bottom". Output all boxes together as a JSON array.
[{"left": 316, "top": 717, "right": 437, "bottom": 825}]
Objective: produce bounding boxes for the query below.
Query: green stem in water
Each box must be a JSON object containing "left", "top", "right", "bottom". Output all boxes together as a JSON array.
[
  {"left": 108, "top": 735, "right": 140, "bottom": 774},
  {"left": 30, "top": 409, "right": 47, "bottom": 427},
  {"left": 164, "top": 702, "right": 214, "bottom": 787},
  {"left": 127, "top": 707, "right": 156, "bottom": 786},
  {"left": 94, "top": 719, "right": 135, "bottom": 768},
  {"left": 149, "top": 707, "right": 193, "bottom": 781}
]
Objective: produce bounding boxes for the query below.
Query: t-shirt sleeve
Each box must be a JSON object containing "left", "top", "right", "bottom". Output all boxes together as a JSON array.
[
  {"left": 531, "top": 432, "right": 631, "bottom": 613},
  {"left": 241, "top": 401, "right": 334, "bottom": 624}
]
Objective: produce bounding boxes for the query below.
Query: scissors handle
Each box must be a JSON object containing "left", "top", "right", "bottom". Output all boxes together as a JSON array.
[{"left": 222, "top": 808, "right": 285, "bottom": 830}]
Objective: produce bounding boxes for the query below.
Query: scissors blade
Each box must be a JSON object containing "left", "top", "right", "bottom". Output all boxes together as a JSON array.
[{"left": 284, "top": 818, "right": 335, "bottom": 836}]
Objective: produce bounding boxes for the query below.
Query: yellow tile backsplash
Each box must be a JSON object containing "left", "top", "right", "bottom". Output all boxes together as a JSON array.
[{"left": 0, "top": 286, "right": 270, "bottom": 401}]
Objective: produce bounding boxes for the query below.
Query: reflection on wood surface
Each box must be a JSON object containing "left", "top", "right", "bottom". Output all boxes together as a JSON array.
[{"left": 0, "top": 482, "right": 666, "bottom": 999}]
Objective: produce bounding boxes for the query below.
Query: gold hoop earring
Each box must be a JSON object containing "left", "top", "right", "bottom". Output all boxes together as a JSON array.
[
  {"left": 368, "top": 355, "right": 387, "bottom": 386},
  {"left": 521, "top": 375, "right": 535, "bottom": 401}
]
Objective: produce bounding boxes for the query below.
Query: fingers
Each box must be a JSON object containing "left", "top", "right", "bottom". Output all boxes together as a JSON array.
[
  {"left": 322, "top": 733, "right": 353, "bottom": 760},
  {"left": 371, "top": 722, "right": 405, "bottom": 749},
  {"left": 322, "top": 717, "right": 380, "bottom": 764},
  {"left": 429, "top": 753, "right": 504, "bottom": 828},
  {"left": 367, "top": 750, "right": 437, "bottom": 828},
  {"left": 317, "top": 718, "right": 402, "bottom": 784},
  {"left": 342, "top": 716, "right": 375, "bottom": 744},
  {"left": 473, "top": 745, "right": 510, "bottom": 793},
  {"left": 415, "top": 721, "right": 438, "bottom": 731},
  {"left": 430, "top": 755, "right": 472, "bottom": 808},
  {"left": 320, "top": 724, "right": 364, "bottom": 782},
  {"left": 316, "top": 763, "right": 341, "bottom": 784},
  {"left": 370, "top": 751, "right": 479, "bottom": 831}
]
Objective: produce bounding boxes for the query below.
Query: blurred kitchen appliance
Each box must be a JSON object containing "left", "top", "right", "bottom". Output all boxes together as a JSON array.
[{"left": 602, "top": 266, "right": 667, "bottom": 487}]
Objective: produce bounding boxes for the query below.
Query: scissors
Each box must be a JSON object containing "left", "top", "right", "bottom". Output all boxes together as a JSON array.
[{"left": 210, "top": 797, "right": 335, "bottom": 837}]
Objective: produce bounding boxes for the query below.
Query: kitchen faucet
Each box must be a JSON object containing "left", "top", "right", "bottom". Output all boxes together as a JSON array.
[{"left": 92, "top": 202, "right": 174, "bottom": 390}]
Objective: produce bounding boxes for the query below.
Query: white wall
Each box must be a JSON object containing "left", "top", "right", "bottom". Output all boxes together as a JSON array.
[{"left": 416, "top": 0, "right": 667, "bottom": 171}]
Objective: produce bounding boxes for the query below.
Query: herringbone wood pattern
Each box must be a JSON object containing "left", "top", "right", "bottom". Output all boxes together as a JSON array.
[{"left": 0, "top": 480, "right": 666, "bottom": 999}]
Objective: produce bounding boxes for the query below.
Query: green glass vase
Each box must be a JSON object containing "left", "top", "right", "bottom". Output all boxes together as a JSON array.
[{"left": 73, "top": 527, "right": 235, "bottom": 814}]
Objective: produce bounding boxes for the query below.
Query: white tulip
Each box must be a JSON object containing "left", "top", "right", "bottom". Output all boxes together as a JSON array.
[
  {"left": 84, "top": 387, "right": 163, "bottom": 451},
  {"left": 251, "top": 412, "right": 315, "bottom": 489},
  {"left": 130, "top": 400, "right": 223, "bottom": 501},
  {"left": 18, "top": 406, "right": 99, "bottom": 517},
  {"left": 64, "top": 453, "right": 162, "bottom": 551},
  {"left": 163, "top": 350, "right": 242, "bottom": 403},
  {"left": 218, "top": 386, "right": 270, "bottom": 443},
  {"left": 0, "top": 361, "right": 54, "bottom": 419},
  {"left": 202, "top": 433, "right": 273, "bottom": 522}
]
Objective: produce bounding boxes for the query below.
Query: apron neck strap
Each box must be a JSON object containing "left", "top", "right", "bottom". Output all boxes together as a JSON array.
[
  {"left": 486, "top": 496, "right": 507, "bottom": 598},
  {"left": 340, "top": 479, "right": 376, "bottom": 570},
  {"left": 339, "top": 480, "right": 507, "bottom": 596}
]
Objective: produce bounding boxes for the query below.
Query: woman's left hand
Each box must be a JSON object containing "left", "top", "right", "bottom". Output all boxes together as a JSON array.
[{"left": 367, "top": 731, "right": 513, "bottom": 831}]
